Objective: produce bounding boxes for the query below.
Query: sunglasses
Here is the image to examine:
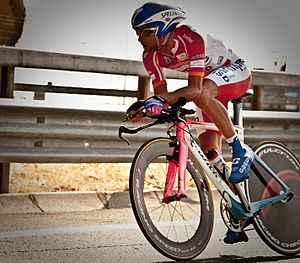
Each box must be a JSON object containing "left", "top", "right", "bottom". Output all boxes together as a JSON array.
[{"left": 136, "top": 28, "right": 157, "bottom": 37}]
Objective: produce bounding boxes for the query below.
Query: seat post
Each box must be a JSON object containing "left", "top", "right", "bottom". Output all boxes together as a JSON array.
[
  {"left": 231, "top": 90, "right": 253, "bottom": 142},
  {"left": 231, "top": 90, "right": 253, "bottom": 127},
  {"left": 232, "top": 99, "right": 243, "bottom": 127},
  {"left": 231, "top": 98, "right": 245, "bottom": 142}
]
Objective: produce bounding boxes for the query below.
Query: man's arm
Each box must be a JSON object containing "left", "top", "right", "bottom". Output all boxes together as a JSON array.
[{"left": 154, "top": 75, "right": 204, "bottom": 104}]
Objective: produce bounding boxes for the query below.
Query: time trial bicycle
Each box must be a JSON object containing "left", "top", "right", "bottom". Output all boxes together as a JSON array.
[{"left": 118, "top": 95, "right": 300, "bottom": 261}]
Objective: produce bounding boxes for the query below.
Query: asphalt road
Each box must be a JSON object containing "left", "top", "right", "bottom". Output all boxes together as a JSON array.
[{"left": 0, "top": 202, "right": 299, "bottom": 263}]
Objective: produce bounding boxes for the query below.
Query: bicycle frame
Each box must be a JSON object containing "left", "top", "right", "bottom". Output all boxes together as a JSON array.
[{"left": 164, "top": 117, "right": 292, "bottom": 220}]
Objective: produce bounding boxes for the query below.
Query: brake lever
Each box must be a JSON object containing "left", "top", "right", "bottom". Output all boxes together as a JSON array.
[
  {"left": 118, "top": 126, "right": 136, "bottom": 145},
  {"left": 119, "top": 124, "right": 149, "bottom": 145}
]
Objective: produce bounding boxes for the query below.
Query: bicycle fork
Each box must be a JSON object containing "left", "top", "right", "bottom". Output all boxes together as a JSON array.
[{"left": 162, "top": 122, "right": 188, "bottom": 204}]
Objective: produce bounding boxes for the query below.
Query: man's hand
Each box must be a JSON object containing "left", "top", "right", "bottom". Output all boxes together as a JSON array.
[
  {"left": 125, "top": 96, "right": 167, "bottom": 122},
  {"left": 144, "top": 96, "right": 167, "bottom": 116},
  {"left": 125, "top": 100, "right": 145, "bottom": 122}
]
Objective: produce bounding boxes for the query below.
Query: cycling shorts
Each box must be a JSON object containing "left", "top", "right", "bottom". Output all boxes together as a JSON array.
[{"left": 196, "top": 59, "right": 252, "bottom": 135}]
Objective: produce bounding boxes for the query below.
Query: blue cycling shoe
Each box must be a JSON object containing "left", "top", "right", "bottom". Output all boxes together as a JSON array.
[
  {"left": 224, "top": 229, "right": 249, "bottom": 244},
  {"left": 228, "top": 137, "right": 254, "bottom": 184}
]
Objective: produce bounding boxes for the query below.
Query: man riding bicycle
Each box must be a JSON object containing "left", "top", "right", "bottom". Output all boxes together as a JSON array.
[{"left": 127, "top": 2, "right": 254, "bottom": 244}]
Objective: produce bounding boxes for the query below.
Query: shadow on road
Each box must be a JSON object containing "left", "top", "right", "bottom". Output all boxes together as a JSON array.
[{"left": 157, "top": 254, "right": 300, "bottom": 262}]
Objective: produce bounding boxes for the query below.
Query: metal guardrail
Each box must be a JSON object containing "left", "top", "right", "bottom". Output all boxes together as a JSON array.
[
  {"left": 0, "top": 47, "right": 300, "bottom": 193},
  {"left": 0, "top": 104, "right": 164, "bottom": 163},
  {"left": 1, "top": 104, "right": 299, "bottom": 164},
  {"left": 1, "top": 47, "right": 300, "bottom": 109}
]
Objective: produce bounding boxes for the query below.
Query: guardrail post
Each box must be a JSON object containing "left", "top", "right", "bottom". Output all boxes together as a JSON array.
[
  {"left": 252, "top": 85, "right": 264, "bottom": 110},
  {"left": 0, "top": 162, "right": 10, "bottom": 193},
  {"left": 0, "top": 65, "right": 14, "bottom": 98},
  {"left": 137, "top": 76, "right": 150, "bottom": 100},
  {"left": 0, "top": 65, "right": 14, "bottom": 193}
]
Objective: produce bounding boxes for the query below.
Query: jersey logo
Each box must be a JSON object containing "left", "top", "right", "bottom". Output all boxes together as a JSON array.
[
  {"left": 176, "top": 52, "right": 189, "bottom": 61},
  {"left": 205, "top": 56, "right": 211, "bottom": 63},
  {"left": 183, "top": 33, "right": 193, "bottom": 43},
  {"left": 162, "top": 55, "right": 172, "bottom": 64},
  {"left": 217, "top": 56, "right": 224, "bottom": 65}
]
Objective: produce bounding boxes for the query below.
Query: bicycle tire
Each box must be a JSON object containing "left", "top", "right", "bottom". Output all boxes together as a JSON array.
[
  {"left": 129, "top": 137, "right": 214, "bottom": 260},
  {"left": 246, "top": 141, "right": 300, "bottom": 255}
]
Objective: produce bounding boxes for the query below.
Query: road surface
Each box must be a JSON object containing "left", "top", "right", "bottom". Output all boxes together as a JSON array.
[{"left": 0, "top": 194, "right": 299, "bottom": 263}]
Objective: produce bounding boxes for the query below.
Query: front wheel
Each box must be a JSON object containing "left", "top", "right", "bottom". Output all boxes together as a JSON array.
[
  {"left": 246, "top": 141, "right": 300, "bottom": 255},
  {"left": 129, "top": 138, "right": 214, "bottom": 260}
]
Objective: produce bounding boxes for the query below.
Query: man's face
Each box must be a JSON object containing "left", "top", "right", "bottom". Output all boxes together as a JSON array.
[{"left": 136, "top": 28, "right": 158, "bottom": 51}]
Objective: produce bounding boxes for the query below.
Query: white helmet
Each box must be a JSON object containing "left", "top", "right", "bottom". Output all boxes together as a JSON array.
[{"left": 131, "top": 2, "right": 186, "bottom": 37}]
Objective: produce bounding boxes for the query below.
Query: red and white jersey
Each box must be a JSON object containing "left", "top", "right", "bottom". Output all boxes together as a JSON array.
[{"left": 143, "top": 25, "right": 240, "bottom": 89}]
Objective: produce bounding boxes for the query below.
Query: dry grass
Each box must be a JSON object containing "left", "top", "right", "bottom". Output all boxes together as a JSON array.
[
  {"left": 10, "top": 161, "right": 228, "bottom": 193},
  {"left": 10, "top": 163, "right": 131, "bottom": 193}
]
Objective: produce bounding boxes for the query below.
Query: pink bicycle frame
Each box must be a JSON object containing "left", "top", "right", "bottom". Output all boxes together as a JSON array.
[{"left": 162, "top": 121, "right": 188, "bottom": 203}]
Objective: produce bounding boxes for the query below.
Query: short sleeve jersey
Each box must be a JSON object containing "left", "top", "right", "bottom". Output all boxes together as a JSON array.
[{"left": 142, "top": 25, "right": 240, "bottom": 89}]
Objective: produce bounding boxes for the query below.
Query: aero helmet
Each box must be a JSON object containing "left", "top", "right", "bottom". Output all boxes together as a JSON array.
[{"left": 131, "top": 2, "right": 186, "bottom": 37}]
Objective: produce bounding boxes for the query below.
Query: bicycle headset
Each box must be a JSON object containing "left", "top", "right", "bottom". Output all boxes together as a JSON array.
[{"left": 131, "top": 2, "right": 187, "bottom": 37}]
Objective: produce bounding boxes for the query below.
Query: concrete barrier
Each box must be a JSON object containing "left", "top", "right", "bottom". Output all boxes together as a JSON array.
[
  {"left": 0, "top": 193, "right": 41, "bottom": 214},
  {"left": 0, "top": 190, "right": 222, "bottom": 215},
  {"left": 0, "top": 191, "right": 109, "bottom": 214}
]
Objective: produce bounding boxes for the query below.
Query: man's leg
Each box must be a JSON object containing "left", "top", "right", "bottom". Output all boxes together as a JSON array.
[
  {"left": 195, "top": 79, "right": 235, "bottom": 139},
  {"left": 195, "top": 79, "right": 254, "bottom": 184},
  {"left": 199, "top": 131, "right": 222, "bottom": 155},
  {"left": 195, "top": 73, "right": 251, "bottom": 244},
  {"left": 198, "top": 130, "right": 249, "bottom": 245}
]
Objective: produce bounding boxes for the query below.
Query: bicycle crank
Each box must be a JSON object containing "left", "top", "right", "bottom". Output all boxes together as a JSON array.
[{"left": 220, "top": 197, "right": 250, "bottom": 232}]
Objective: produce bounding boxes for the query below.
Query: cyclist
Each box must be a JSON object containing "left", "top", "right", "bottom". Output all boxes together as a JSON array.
[{"left": 127, "top": 2, "right": 253, "bottom": 244}]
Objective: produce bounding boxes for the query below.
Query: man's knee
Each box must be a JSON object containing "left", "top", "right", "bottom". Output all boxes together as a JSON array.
[{"left": 195, "top": 85, "right": 211, "bottom": 110}]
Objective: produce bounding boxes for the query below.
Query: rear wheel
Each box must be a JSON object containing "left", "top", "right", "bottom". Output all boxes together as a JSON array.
[
  {"left": 246, "top": 141, "right": 300, "bottom": 255},
  {"left": 129, "top": 138, "right": 214, "bottom": 260}
]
